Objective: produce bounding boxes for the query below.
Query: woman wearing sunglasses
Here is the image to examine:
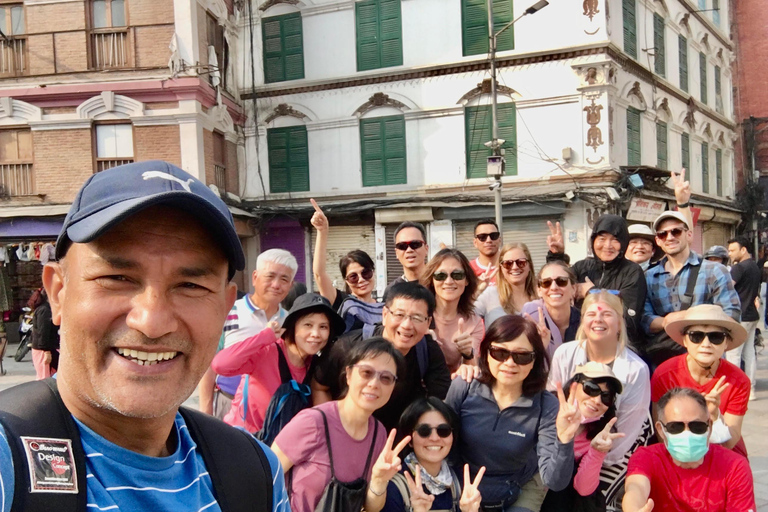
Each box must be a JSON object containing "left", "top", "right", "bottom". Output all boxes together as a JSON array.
[
  {"left": 382, "top": 397, "right": 484, "bottom": 512},
  {"left": 652, "top": 304, "right": 750, "bottom": 458},
  {"left": 446, "top": 315, "right": 580, "bottom": 512},
  {"left": 520, "top": 261, "right": 581, "bottom": 359},
  {"left": 547, "top": 291, "right": 651, "bottom": 509},
  {"left": 421, "top": 249, "right": 485, "bottom": 372},
  {"left": 273, "top": 337, "right": 410, "bottom": 512},
  {"left": 541, "top": 362, "right": 624, "bottom": 512},
  {"left": 475, "top": 243, "right": 538, "bottom": 323}
]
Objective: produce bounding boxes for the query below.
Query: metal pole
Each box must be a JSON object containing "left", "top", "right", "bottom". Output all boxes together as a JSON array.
[
  {"left": 488, "top": 0, "right": 503, "bottom": 243},
  {"left": 751, "top": 117, "right": 760, "bottom": 258}
]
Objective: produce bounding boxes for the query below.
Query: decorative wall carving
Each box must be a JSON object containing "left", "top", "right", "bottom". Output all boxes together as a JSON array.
[
  {"left": 679, "top": 13, "right": 691, "bottom": 34},
  {"left": 700, "top": 33, "right": 710, "bottom": 50},
  {"left": 259, "top": 0, "right": 299, "bottom": 11},
  {"left": 264, "top": 103, "right": 310, "bottom": 123},
  {"left": 655, "top": 97, "right": 672, "bottom": 122},
  {"left": 627, "top": 81, "right": 647, "bottom": 110},
  {"left": 584, "top": 99, "right": 604, "bottom": 152},
  {"left": 355, "top": 93, "right": 409, "bottom": 116},
  {"left": 702, "top": 122, "right": 713, "bottom": 140},
  {"left": 583, "top": 0, "right": 599, "bottom": 21},
  {"left": 653, "top": 0, "right": 669, "bottom": 14},
  {"left": 574, "top": 63, "right": 617, "bottom": 88},
  {"left": 684, "top": 97, "right": 697, "bottom": 129},
  {"left": 457, "top": 79, "right": 518, "bottom": 105},
  {"left": 609, "top": 105, "right": 614, "bottom": 147}
]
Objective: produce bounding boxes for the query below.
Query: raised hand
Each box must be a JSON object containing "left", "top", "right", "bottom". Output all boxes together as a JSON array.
[
  {"left": 590, "top": 417, "right": 625, "bottom": 453},
  {"left": 555, "top": 382, "right": 582, "bottom": 444},
  {"left": 266, "top": 320, "right": 286, "bottom": 339},
  {"left": 452, "top": 318, "right": 474, "bottom": 359},
  {"left": 428, "top": 329, "right": 444, "bottom": 347},
  {"left": 547, "top": 221, "right": 565, "bottom": 254},
  {"left": 477, "top": 266, "right": 498, "bottom": 291},
  {"left": 576, "top": 277, "right": 595, "bottom": 300},
  {"left": 524, "top": 307, "right": 551, "bottom": 348},
  {"left": 451, "top": 364, "right": 481, "bottom": 383},
  {"left": 404, "top": 465, "right": 435, "bottom": 512},
  {"left": 310, "top": 198, "right": 329, "bottom": 233},
  {"left": 638, "top": 498, "right": 655, "bottom": 512},
  {"left": 370, "top": 429, "right": 412, "bottom": 490},
  {"left": 459, "top": 464, "right": 485, "bottom": 512},
  {"left": 670, "top": 168, "right": 691, "bottom": 206},
  {"left": 705, "top": 376, "right": 729, "bottom": 423}
]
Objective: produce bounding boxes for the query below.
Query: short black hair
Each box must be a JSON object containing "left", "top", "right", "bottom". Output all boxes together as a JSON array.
[
  {"left": 341, "top": 337, "right": 407, "bottom": 395},
  {"left": 383, "top": 281, "right": 436, "bottom": 317},
  {"left": 474, "top": 218, "right": 499, "bottom": 233},
  {"left": 657, "top": 387, "right": 708, "bottom": 423},
  {"left": 396, "top": 397, "right": 460, "bottom": 456},
  {"left": 281, "top": 282, "right": 307, "bottom": 310},
  {"left": 727, "top": 237, "right": 753, "bottom": 255},
  {"left": 394, "top": 221, "right": 427, "bottom": 243}
]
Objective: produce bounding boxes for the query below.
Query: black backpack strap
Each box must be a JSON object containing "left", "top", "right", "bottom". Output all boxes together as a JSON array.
[
  {"left": 680, "top": 260, "right": 702, "bottom": 311},
  {"left": 178, "top": 407, "right": 273, "bottom": 512},
  {"left": 276, "top": 345, "right": 293, "bottom": 383},
  {"left": 362, "top": 419, "right": 379, "bottom": 477},
  {"left": 0, "top": 378, "right": 87, "bottom": 512},
  {"left": 317, "top": 409, "right": 336, "bottom": 480}
]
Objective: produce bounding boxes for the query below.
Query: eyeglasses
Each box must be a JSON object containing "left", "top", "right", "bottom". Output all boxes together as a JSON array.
[
  {"left": 346, "top": 267, "right": 374, "bottom": 284},
  {"left": 685, "top": 330, "right": 729, "bottom": 346},
  {"left": 655, "top": 227, "right": 686, "bottom": 239},
  {"left": 414, "top": 423, "right": 453, "bottom": 438},
  {"left": 580, "top": 379, "right": 616, "bottom": 407},
  {"left": 588, "top": 289, "right": 621, "bottom": 296},
  {"left": 538, "top": 277, "right": 570, "bottom": 288},
  {"left": 500, "top": 259, "right": 528, "bottom": 271},
  {"left": 350, "top": 364, "right": 397, "bottom": 386},
  {"left": 395, "top": 240, "right": 425, "bottom": 251},
  {"left": 386, "top": 309, "right": 429, "bottom": 326},
  {"left": 475, "top": 232, "right": 501, "bottom": 242},
  {"left": 488, "top": 346, "right": 536, "bottom": 365},
  {"left": 433, "top": 270, "right": 466, "bottom": 281},
  {"left": 661, "top": 420, "right": 709, "bottom": 435}
]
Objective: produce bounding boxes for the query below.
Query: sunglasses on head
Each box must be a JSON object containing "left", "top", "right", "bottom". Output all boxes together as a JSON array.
[
  {"left": 538, "top": 276, "right": 570, "bottom": 288},
  {"left": 587, "top": 289, "right": 621, "bottom": 296},
  {"left": 580, "top": 378, "right": 616, "bottom": 407},
  {"left": 414, "top": 423, "right": 453, "bottom": 438},
  {"left": 395, "top": 240, "right": 425, "bottom": 251},
  {"left": 661, "top": 420, "right": 709, "bottom": 435},
  {"left": 433, "top": 270, "right": 466, "bottom": 281},
  {"left": 685, "top": 330, "right": 729, "bottom": 346},
  {"left": 656, "top": 227, "right": 686, "bottom": 239},
  {"left": 350, "top": 364, "right": 397, "bottom": 386},
  {"left": 475, "top": 232, "right": 501, "bottom": 242},
  {"left": 500, "top": 258, "right": 528, "bottom": 271},
  {"left": 488, "top": 346, "right": 536, "bottom": 365},
  {"left": 345, "top": 267, "right": 374, "bottom": 284}
]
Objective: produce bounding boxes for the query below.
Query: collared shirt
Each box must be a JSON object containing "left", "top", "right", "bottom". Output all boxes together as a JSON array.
[{"left": 642, "top": 251, "right": 741, "bottom": 333}]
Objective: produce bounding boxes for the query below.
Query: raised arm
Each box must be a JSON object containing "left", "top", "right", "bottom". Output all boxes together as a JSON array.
[
  {"left": 670, "top": 168, "right": 693, "bottom": 231},
  {"left": 310, "top": 198, "right": 339, "bottom": 304}
]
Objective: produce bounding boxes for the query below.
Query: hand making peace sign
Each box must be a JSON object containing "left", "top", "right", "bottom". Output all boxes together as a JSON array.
[
  {"left": 310, "top": 198, "right": 329, "bottom": 233},
  {"left": 459, "top": 464, "right": 485, "bottom": 512},
  {"left": 403, "top": 465, "right": 435, "bottom": 512},
  {"left": 547, "top": 221, "right": 564, "bottom": 254},
  {"left": 669, "top": 168, "right": 691, "bottom": 206},
  {"left": 590, "top": 417, "right": 625, "bottom": 453},
  {"left": 555, "top": 382, "right": 582, "bottom": 444},
  {"left": 524, "top": 307, "right": 551, "bottom": 348},
  {"left": 370, "top": 429, "right": 412, "bottom": 492},
  {"left": 705, "top": 376, "right": 730, "bottom": 423}
]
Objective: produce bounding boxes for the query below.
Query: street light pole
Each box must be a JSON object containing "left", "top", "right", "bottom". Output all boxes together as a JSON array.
[{"left": 486, "top": 0, "right": 549, "bottom": 241}]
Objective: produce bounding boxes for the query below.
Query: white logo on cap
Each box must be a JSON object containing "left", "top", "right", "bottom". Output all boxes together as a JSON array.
[{"left": 142, "top": 171, "right": 194, "bottom": 192}]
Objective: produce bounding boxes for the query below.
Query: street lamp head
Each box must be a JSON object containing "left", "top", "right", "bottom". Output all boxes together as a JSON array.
[{"left": 525, "top": 0, "right": 549, "bottom": 15}]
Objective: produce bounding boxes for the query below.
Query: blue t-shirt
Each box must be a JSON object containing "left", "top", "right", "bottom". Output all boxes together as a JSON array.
[{"left": 0, "top": 412, "right": 290, "bottom": 512}]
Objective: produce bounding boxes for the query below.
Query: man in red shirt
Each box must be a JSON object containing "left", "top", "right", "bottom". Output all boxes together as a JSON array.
[
  {"left": 469, "top": 219, "right": 501, "bottom": 285},
  {"left": 623, "top": 388, "right": 755, "bottom": 512},
  {"left": 651, "top": 304, "right": 750, "bottom": 457}
]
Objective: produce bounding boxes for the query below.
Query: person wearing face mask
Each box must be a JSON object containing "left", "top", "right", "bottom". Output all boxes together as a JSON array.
[
  {"left": 623, "top": 387, "right": 755, "bottom": 512},
  {"left": 651, "top": 304, "right": 750, "bottom": 458},
  {"left": 625, "top": 225, "right": 659, "bottom": 271},
  {"left": 541, "top": 362, "right": 624, "bottom": 512}
]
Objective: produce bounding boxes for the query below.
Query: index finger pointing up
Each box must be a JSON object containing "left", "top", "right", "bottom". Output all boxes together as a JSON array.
[{"left": 310, "top": 198, "right": 323, "bottom": 214}]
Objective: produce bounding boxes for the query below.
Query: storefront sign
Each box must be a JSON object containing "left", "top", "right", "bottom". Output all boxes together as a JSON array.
[{"left": 626, "top": 198, "right": 666, "bottom": 222}]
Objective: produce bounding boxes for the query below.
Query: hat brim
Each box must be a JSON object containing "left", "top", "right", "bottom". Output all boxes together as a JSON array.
[
  {"left": 665, "top": 317, "right": 748, "bottom": 350},
  {"left": 575, "top": 372, "right": 623, "bottom": 395},
  {"left": 282, "top": 303, "right": 346, "bottom": 340}
]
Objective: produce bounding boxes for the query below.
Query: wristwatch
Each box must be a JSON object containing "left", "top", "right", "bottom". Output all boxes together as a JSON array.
[{"left": 461, "top": 349, "right": 474, "bottom": 360}]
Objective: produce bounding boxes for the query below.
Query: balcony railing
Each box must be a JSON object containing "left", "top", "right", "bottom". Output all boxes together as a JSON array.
[
  {"left": 0, "top": 163, "right": 33, "bottom": 196},
  {"left": 214, "top": 164, "right": 227, "bottom": 191},
  {"left": 96, "top": 158, "right": 134, "bottom": 172},
  {"left": 90, "top": 29, "right": 129, "bottom": 69},
  {"left": 0, "top": 37, "right": 26, "bottom": 77}
]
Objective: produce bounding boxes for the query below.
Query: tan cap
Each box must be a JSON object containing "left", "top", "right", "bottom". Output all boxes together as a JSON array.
[
  {"left": 573, "top": 362, "right": 623, "bottom": 394},
  {"left": 653, "top": 210, "right": 689, "bottom": 231},
  {"left": 664, "top": 304, "right": 748, "bottom": 350}
]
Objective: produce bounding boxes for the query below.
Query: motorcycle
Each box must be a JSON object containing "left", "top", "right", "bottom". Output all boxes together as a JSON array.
[{"left": 13, "top": 307, "right": 34, "bottom": 362}]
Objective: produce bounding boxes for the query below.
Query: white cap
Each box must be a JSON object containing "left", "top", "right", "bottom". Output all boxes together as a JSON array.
[{"left": 653, "top": 211, "right": 689, "bottom": 231}]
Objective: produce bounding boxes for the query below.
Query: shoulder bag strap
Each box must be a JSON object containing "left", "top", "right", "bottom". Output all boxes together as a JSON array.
[
  {"left": 680, "top": 261, "right": 702, "bottom": 311},
  {"left": 362, "top": 420, "right": 379, "bottom": 477},
  {"left": 276, "top": 345, "right": 293, "bottom": 383},
  {"left": 317, "top": 409, "right": 336, "bottom": 480},
  {"left": 390, "top": 473, "right": 411, "bottom": 509}
]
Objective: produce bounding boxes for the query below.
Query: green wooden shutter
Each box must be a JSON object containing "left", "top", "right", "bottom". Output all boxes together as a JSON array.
[
  {"left": 700, "top": 53, "right": 708, "bottom": 104},
  {"left": 379, "top": 0, "right": 403, "bottom": 68},
  {"left": 653, "top": 14, "right": 665, "bottom": 77},
  {"left": 623, "top": 0, "right": 637, "bottom": 59},
  {"left": 701, "top": 141, "right": 709, "bottom": 193},
  {"left": 681, "top": 133, "right": 690, "bottom": 171},
  {"left": 268, "top": 126, "right": 309, "bottom": 193},
  {"left": 627, "top": 107, "right": 641, "bottom": 166},
  {"left": 497, "top": 103, "right": 517, "bottom": 176},
  {"left": 361, "top": 115, "right": 406, "bottom": 187},
  {"left": 679, "top": 35, "right": 688, "bottom": 92},
  {"left": 461, "top": 0, "right": 513, "bottom": 57},
  {"left": 715, "top": 148, "right": 722, "bottom": 196},
  {"left": 262, "top": 13, "right": 304, "bottom": 83},
  {"left": 356, "top": 0, "right": 403, "bottom": 71},
  {"left": 465, "top": 103, "right": 516, "bottom": 179},
  {"left": 656, "top": 121, "right": 667, "bottom": 170}
]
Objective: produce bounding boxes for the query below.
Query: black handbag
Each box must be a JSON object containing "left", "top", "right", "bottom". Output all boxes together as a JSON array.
[{"left": 313, "top": 409, "right": 379, "bottom": 512}]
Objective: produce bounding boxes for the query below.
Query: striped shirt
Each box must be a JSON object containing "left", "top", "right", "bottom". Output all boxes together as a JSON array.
[{"left": 0, "top": 413, "right": 290, "bottom": 512}]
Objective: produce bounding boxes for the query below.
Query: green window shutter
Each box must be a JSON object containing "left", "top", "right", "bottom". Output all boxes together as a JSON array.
[
  {"left": 268, "top": 126, "right": 309, "bottom": 193},
  {"left": 679, "top": 35, "right": 688, "bottom": 92},
  {"left": 713, "top": 0, "right": 720, "bottom": 25},
  {"left": 627, "top": 107, "right": 641, "bottom": 166},
  {"left": 356, "top": 0, "right": 403, "bottom": 72},
  {"left": 715, "top": 66, "right": 721, "bottom": 95},
  {"left": 379, "top": 0, "right": 403, "bottom": 68},
  {"left": 497, "top": 103, "right": 517, "bottom": 176},
  {"left": 461, "top": 0, "right": 513, "bottom": 57},
  {"left": 656, "top": 121, "right": 667, "bottom": 170},
  {"left": 715, "top": 148, "right": 722, "bottom": 196},
  {"left": 681, "top": 133, "right": 690, "bottom": 171},
  {"left": 464, "top": 103, "right": 517, "bottom": 179},
  {"left": 262, "top": 13, "right": 304, "bottom": 84},
  {"left": 700, "top": 53, "right": 708, "bottom": 104},
  {"left": 623, "top": 0, "right": 637, "bottom": 59},
  {"left": 360, "top": 115, "right": 406, "bottom": 187},
  {"left": 701, "top": 142, "right": 709, "bottom": 194},
  {"left": 653, "top": 14, "right": 665, "bottom": 77}
]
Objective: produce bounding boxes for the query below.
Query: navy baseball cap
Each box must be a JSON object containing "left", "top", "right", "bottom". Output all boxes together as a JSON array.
[{"left": 55, "top": 160, "right": 245, "bottom": 279}]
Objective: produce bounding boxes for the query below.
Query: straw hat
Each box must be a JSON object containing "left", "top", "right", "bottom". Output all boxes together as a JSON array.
[
  {"left": 663, "top": 304, "right": 747, "bottom": 350},
  {"left": 572, "top": 361, "right": 623, "bottom": 394},
  {"left": 627, "top": 224, "right": 656, "bottom": 243}
]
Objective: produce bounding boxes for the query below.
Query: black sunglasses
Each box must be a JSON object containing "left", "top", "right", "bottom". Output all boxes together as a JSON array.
[
  {"left": 661, "top": 420, "right": 709, "bottom": 435},
  {"left": 580, "top": 379, "right": 616, "bottom": 407},
  {"left": 475, "top": 232, "right": 501, "bottom": 242},
  {"left": 538, "top": 277, "right": 570, "bottom": 288},
  {"left": 433, "top": 270, "right": 466, "bottom": 281},
  {"left": 656, "top": 227, "right": 686, "bottom": 239},
  {"left": 500, "top": 258, "right": 528, "bottom": 271},
  {"left": 345, "top": 267, "right": 374, "bottom": 284},
  {"left": 395, "top": 240, "right": 425, "bottom": 251},
  {"left": 414, "top": 423, "right": 453, "bottom": 438},
  {"left": 488, "top": 346, "right": 536, "bottom": 365},
  {"left": 685, "top": 330, "right": 729, "bottom": 346}
]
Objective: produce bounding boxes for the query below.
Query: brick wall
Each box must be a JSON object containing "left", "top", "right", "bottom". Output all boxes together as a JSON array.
[
  {"left": 134, "top": 125, "right": 181, "bottom": 166},
  {"left": 26, "top": 35, "right": 55, "bottom": 75},
  {"left": 54, "top": 32, "right": 88, "bottom": 72},
  {"left": 33, "top": 129, "right": 93, "bottom": 203},
  {"left": 128, "top": 0, "right": 175, "bottom": 26},
  {"left": 203, "top": 128, "right": 215, "bottom": 186},
  {"left": 225, "top": 139, "right": 238, "bottom": 195},
  {"left": 26, "top": 2, "right": 86, "bottom": 34},
  {"left": 134, "top": 25, "right": 175, "bottom": 68}
]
